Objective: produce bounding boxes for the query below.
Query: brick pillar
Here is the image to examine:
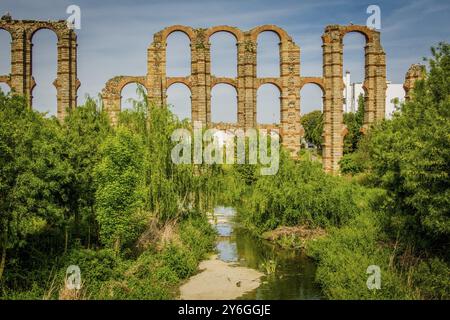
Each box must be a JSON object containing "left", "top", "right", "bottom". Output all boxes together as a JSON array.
[
  {"left": 403, "top": 64, "right": 425, "bottom": 101},
  {"left": 191, "top": 28, "right": 209, "bottom": 125},
  {"left": 102, "top": 93, "right": 121, "bottom": 126},
  {"left": 236, "top": 39, "right": 247, "bottom": 127},
  {"left": 10, "top": 29, "right": 26, "bottom": 96},
  {"left": 322, "top": 28, "right": 344, "bottom": 173},
  {"left": 280, "top": 40, "right": 301, "bottom": 155},
  {"left": 55, "top": 30, "right": 78, "bottom": 120},
  {"left": 363, "top": 32, "right": 386, "bottom": 129},
  {"left": 147, "top": 33, "right": 166, "bottom": 106},
  {"left": 241, "top": 35, "right": 257, "bottom": 129}
]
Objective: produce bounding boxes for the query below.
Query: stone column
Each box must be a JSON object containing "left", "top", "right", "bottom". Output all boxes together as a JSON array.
[
  {"left": 102, "top": 92, "right": 121, "bottom": 126},
  {"left": 191, "top": 28, "right": 209, "bottom": 125},
  {"left": 363, "top": 32, "right": 386, "bottom": 129},
  {"left": 404, "top": 64, "right": 425, "bottom": 101},
  {"left": 240, "top": 35, "right": 257, "bottom": 129},
  {"left": 55, "top": 30, "right": 78, "bottom": 120},
  {"left": 10, "top": 29, "right": 27, "bottom": 96},
  {"left": 322, "top": 27, "right": 344, "bottom": 173},
  {"left": 236, "top": 39, "right": 247, "bottom": 127},
  {"left": 10, "top": 26, "right": 33, "bottom": 107},
  {"left": 280, "top": 40, "right": 301, "bottom": 155},
  {"left": 147, "top": 33, "right": 166, "bottom": 106}
]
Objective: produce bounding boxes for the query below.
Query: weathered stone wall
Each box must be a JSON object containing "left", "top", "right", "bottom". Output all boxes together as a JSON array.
[
  {"left": 321, "top": 25, "right": 386, "bottom": 173},
  {"left": 102, "top": 24, "right": 387, "bottom": 173},
  {"left": 404, "top": 64, "right": 425, "bottom": 100},
  {"left": 0, "top": 15, "right": 79, "bottom": 120}
]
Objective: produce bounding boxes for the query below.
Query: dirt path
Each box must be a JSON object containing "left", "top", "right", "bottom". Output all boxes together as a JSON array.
[{"left": 179, "top": 255, "right": 263, "bottom": 300}]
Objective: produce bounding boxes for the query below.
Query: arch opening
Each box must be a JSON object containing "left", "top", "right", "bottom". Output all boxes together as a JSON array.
[
  {"left": 210, "top": 32, "right": 237, "bottom": 78},
  {"left": 343, "top": 32, "right": 366, "bottom": 114},
  {"left": 300, "top": 83, "right": 324, "bottom": 115},
  {"left": 31, "top": 29, "right": 57, "bottom": 116},
  {"left": 257, "top": 31, "right": 280, "bottom": 78},
  {"left": 257, "top": 83, "right": 280, "bottom": 124},
  {"left": 0, "top": 29, "right": 11, "bottom": 75},
  {"left": 121, "top": 83, "right": 147, "bottom": 111},
  {"left": 211, "top": 84, "right": 237, "bottom": 123},
  {"left": 166, "top": 31, "right": 191, "bottom": 77},
  {"left": 167, "top": 83, "right": 191, "bottom": 121}
]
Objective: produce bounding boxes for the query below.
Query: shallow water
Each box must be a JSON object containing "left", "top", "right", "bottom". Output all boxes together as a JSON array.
[{"left": 212, "top": 206, "right": 324, "bottom": 300}]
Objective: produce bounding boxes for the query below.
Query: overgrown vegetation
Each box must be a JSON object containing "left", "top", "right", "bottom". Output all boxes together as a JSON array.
[
  {"left": 230, "top": 43, "right": 450, "bottom": 299},
  {"left": 0, "top": 88, "right": 218, "bottom": 299},
  {"left": 0, "top": 43, "right": 448, "bottom": 300}
]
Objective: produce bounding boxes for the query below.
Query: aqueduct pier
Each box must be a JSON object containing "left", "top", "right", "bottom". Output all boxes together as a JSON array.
[{"left": 0, "top": 16, "right": 424, "bottom": 173}]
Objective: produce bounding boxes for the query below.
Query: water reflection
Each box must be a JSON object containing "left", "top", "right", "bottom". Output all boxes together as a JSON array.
[{"left": 212, "top": 206, "right": 324, "bottom": 300}]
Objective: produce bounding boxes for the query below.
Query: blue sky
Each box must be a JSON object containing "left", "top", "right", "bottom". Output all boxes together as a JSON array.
[{"left": 0, "top": 0, "right": 449, "bottom": 120}]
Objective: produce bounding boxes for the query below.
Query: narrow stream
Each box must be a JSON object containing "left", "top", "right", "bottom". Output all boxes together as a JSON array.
[{"left": 212, "top": 206, "right": 324, "bottom": 300}]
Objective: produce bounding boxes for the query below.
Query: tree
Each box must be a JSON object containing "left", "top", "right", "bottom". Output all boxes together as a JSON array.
[
  {"left": 0, "top": 93, "right": 69, "bottom": 280},
  {"left": 301, "top": 110, "right": 323, "bottom": 150},
  {"left": 365, "top": 42, "right": 450, "bottom": 251},
  {"left": 61, "top": 98, "right": 111, "bottom": 246},
  {"left": 94, "top": 127, "right": 147, "bottom": 252},
  {"left": 343, "top": 94, "right": 365, "bottom": 154}
]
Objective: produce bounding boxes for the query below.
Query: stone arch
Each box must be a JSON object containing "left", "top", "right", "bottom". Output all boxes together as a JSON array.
[
  {"left": 211, "top": 77, "right": 237, "bottom": 89},
  {"left": 340, "top": 25, "right": 373, "bottom": 43},
  {"left": 205, "top": 26, "right": 244, "bottom": 42},
  {"left": 105, "top": 76, "right": 147, "bottom": 97},
  {"left": 249, "top": 25, "right": 290, "bottom": 42},
  {"left": 102, "top": 76, "right": 147, "bottom": 124},
  {"left": 26, "top": 21, "right": 68, "bottom": 42},
  {"left": 300, "top": 77, "right": 325, "bottom": 94},
  {"left": 0, "top": 18, "right": 79, "bottom": 120},
  {"left": 257, "top": 78, "right": 283, "bottom": 91},
  {"left": 166, "top": 77, "right": 192, "bottom": 89},
  {"left": 160, "top": 25, "right": 195, "bottom": 42}
]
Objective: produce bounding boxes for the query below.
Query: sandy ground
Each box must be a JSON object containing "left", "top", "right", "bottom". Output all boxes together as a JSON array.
[{"left": 179, "top": 255, "right": 263, "bottom": 300}]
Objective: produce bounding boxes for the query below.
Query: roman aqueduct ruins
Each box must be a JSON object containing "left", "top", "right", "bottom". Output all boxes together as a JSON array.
[{"left": 0, "top": 15, "right": 424, "bottom": 173}]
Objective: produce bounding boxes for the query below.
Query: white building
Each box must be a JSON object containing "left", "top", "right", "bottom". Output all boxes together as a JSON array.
[{"left": 343, "top": 71, "right": 405, "bottom": 118}]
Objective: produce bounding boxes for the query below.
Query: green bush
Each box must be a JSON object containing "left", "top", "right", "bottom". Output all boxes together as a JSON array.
[
  {"left": 412, "top": 258, "right": 450, "bottom": 299},
  {"left": 307, "top": 213, "right": 417, "bottom": 299},
  {"left": 339, "top": 153, "right": 366, "bottom": 175},
  {"left": 239, "top": 152, "right": 363, "bottom": 232}
]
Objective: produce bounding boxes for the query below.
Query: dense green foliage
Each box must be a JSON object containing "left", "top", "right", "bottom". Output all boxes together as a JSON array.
[
  {"left": 94, "top": 127, "right": 147, "bottom": 250},
  {"left": 343, "top": 94, "right": 365, "bottom": 154},
  {"left": 363, "top": 43, "right": 449, "bottom": 252},
  {"left": 300, "top": 110, "right": 323, "bottom": 150},
  {"left": 233, "top": 44, "right": 449, "bottom": 299},
  {"left": 237, "top": 151, "right": 362, "bottom": 233},
  {"left": 0, "top": 87, "right": 219, "bottom": 299},
  {"left": 0, "top": 43, "right": 448, "bottom": 300}
]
